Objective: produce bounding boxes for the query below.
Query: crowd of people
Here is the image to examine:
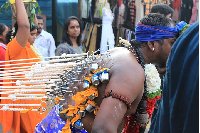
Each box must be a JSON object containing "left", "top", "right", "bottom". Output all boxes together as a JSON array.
[{"left": 0, "top": 0, "right": 198, "bottom": 133}]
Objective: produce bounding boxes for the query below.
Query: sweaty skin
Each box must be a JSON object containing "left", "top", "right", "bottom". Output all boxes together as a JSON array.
[{"left": 62, "top": 47, "right": 145, "bottom": 133}]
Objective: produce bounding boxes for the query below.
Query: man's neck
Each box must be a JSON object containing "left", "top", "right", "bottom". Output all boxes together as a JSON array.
[
  {"left": 139, "top": 47, "right": 151, "bottom": 64},
  {"left": 37, "top": 30, "right": 43, "bottom": 36}
]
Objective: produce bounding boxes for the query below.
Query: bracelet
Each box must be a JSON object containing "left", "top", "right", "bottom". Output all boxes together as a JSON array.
[{"left": 104, "top": 90, "right": 132, "bottom": 109}]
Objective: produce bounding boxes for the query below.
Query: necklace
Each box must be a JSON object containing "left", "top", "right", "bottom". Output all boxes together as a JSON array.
[
  {"left": 123, "top": 45, "right": 161, "bottom": 133},
  {"left": 118, "top": 37, "right": 161, "bottom": 133},
  {"left": 128, "top": 46, "right": 145, "bottom": 69}
]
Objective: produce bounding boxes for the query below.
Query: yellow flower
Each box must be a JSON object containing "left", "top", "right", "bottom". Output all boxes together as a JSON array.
[
  {"left": 62, "top": 120, "right": 71, "bottom": 133},
  {"left": 71, "top": 114, "right": 81, "bottom": 125},
  {"left": 9, "top": 0, "right": 37, "bottom": 4},
  {"left": 9, "top": 0, "right": 15, "bottom": 4},
  {"left": 54, "top": 97, "right": 61, "bottom": 104}
]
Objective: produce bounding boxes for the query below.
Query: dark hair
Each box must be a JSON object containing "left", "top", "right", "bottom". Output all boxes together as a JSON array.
[
  {"left": 62, "top": 16, "right": 82, "bottom": 46},
  {"left": 30, "top": 24, "right": 38, "bottom": 32},
  {"left": 0, "top": 23, "right": 7, "bottom": 43},
  {"left": 7, "top": 22, "right": 37, "bottom": 42},
  {"left": 0, "top": 23, "right": 6, "bottom": 36},
  {"left": 150, "top": 4, "right": 174, "bottom": 17},
  {"left": 36, "top": 15, "right": 43, "bottom": 20},
  {"left": 140, "top": 13, "right": 174, "bottom": 27},
  {"left": 131, "top": 13, "right": 174, "bottom": 47}
]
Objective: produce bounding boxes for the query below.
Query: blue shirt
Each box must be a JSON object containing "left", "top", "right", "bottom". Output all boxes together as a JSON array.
[{"left": 149, "top": 22, "right": 199, "bottom": 133}]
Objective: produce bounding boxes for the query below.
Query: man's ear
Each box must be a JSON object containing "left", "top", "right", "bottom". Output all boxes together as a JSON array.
[{"left": 147, "top": 41, "right": 155, "bottom": 52}]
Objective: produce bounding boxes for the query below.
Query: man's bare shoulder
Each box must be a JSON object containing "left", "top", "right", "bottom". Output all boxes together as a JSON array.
[{"left": 104, "top": 47, "right": 145, "bottom": 104}]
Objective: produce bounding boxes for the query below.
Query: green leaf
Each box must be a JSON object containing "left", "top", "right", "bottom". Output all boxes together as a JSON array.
[
  {"left": 31, "top": 8, "right": 35, "bottom": 14},
  {"left": 0, "top": 2, "right": 10, "bottom": 13}
]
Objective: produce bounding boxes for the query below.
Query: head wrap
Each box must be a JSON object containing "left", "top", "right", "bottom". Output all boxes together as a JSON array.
[{"left": 135, "top": 21, "right": 187, "bottom": 42}]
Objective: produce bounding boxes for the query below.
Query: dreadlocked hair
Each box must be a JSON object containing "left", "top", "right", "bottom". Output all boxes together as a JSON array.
[
  {"left": 130, "top": 39, "right": 144, "bottom": 48},
  {"left": 140, "top": 13, "right": 174, "bottom": 27}
]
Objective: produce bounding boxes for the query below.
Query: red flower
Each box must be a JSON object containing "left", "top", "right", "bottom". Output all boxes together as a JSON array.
[{"left": 146, "top": 96, "right": 161, "bottom": 118}]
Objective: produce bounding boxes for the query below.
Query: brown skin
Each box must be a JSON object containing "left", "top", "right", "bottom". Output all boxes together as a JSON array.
[
  {"left": 157, "top": 66, "right": 166, "bottom": 76},
  {"left": 67, "top": 19, "right": 80, "bottom": 48},
  {"left": 141, "top": 38, "right": 176, "bottom": 74},
  {"left": 158, "top": 38, "right": 176, "bottom": 75},
  {"left": 15, "top": 0, "right": 30, "bottom": 47},
  {"left": 85, "top": 38, "right": 175, "bottom": 132},
  {"left": 37, "top": 18, "right": 44, "bottom": 35},
  {"left": 28, "top": 29, "right": 37, "bottom": 44},
  {"left": 0, "top": 25, "right": 9, "bottom": 44},
  {"left": 61, "top": 37, "right": 175, "bottom": 132},
  {"left": 81, "top": 47, "right": 145, "bottom": 133},
  {"left": 15, "top": 0, "right": 37, "bottom": 47}
]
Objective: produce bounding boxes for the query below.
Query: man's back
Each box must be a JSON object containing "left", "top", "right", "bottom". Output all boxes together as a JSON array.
[
  {"left": 35, "top": 47, "right": 145, "bottom": 133},
  {"left": 75, "top": 47, "right": 145, "bottom": 132},
  {"left": 150, "top": 22, "right": 199, "bottom": 133}
]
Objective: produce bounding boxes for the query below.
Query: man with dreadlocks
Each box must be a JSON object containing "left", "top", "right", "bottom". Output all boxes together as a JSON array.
[{"left": 35, "top": 13, "right": 187, "bottom": 133}]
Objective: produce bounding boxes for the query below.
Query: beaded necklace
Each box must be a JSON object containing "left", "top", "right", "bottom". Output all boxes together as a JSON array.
[
  {"left": 54, "top": 43, "right": 160, "bottom": 133},
  {"left": 123, "top": 45, "right": 161, "bottom": 133},
  {"left": 124, "top": 46, "right": 148, "bottom": 133}
]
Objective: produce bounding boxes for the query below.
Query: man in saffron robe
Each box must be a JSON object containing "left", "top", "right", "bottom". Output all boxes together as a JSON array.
[{"left": 1, "top": 0, "right": 46, "bottom": 132}]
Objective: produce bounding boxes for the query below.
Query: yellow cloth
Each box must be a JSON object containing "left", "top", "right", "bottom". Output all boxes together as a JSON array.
[{"left": 89, "top": 24, "right": 98, "bottom": 54}]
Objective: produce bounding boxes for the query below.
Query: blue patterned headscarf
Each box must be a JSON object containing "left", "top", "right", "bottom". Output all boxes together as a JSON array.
[{"left": 135, "top": 21, "right": 187, "bottom": 42}]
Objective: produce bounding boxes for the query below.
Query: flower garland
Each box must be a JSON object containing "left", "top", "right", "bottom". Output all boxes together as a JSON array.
[
  {"left": 119, "top": 38, "right": 162, "bottom": 133},
  {"left": 58, "top": 62, "right": 161, "bottom": 133},
  {"left": 144, "top": 64, "right": 161, "bottom": 118},
  {"left": 49, "top": 37, "right": 162, "bottom": 133},
  {"left": 122, "top": 64, "right": 161, "bottom": 133},
  {"left": 145, "top": 64, "right": 161, "bottom": 99}
]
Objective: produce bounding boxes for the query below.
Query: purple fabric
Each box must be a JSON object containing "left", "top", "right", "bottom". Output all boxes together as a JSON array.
[{"left": 35, "top": 105, "right": 88, "bottom": 133}]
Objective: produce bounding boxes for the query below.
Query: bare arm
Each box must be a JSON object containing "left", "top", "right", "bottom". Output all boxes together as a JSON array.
[
  {"left": 15, "top": 0, "right": 30, "bottom": 47},
  {"left": 91, "top": 65, "right": 144, "bottom": 133}
]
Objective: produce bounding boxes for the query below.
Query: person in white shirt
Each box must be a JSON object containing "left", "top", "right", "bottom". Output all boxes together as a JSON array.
[{"left": 34, "top": 15, "right": 56, "bottom": 59}]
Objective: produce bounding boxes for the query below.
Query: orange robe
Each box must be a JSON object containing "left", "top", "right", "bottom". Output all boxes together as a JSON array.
[{"left": 0, "top": 38, "right": 46, "bottom": 133}]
